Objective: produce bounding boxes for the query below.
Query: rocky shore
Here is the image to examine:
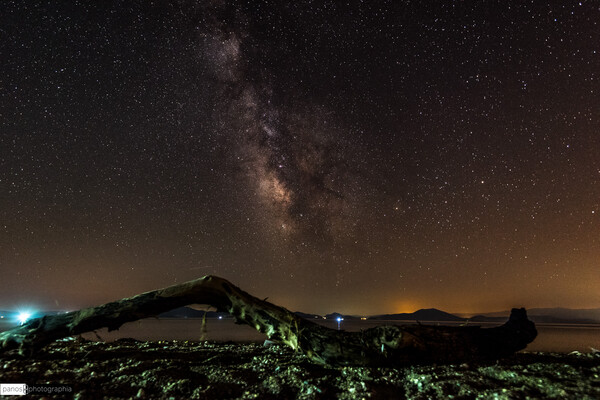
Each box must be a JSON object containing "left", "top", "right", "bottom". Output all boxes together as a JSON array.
[{"left": 1, "top": 339, "right": 599, "bottom": 399}]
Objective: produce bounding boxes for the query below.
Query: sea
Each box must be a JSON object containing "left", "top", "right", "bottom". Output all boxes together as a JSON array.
[{"left": 1, "top": 318, "right": 598, "bottom": 353}]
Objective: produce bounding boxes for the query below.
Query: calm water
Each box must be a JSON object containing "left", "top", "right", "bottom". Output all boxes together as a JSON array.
[{"left": 1, "top": 318, "right": 598, "bottom": 353}]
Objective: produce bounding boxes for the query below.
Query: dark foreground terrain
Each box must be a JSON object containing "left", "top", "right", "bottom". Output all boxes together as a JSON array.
[{"left": 1, "top": 339, "right": 599, "bottom": 399}]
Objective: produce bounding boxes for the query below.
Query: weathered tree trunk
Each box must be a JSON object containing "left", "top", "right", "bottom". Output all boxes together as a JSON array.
[{"left": 0, "top": 275, "right": 537, "bottom": 366}]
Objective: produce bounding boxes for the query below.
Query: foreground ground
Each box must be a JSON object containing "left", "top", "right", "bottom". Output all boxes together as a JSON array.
[{"left": 0, "top": 339, "right": 599, "bottom": 399}]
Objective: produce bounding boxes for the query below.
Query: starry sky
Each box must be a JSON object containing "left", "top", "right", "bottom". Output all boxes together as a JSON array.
[{"left": 1, "top": 1, "right": 599, "bottom": 315}]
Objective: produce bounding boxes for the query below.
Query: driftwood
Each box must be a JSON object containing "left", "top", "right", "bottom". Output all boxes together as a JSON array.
[{"left": 0, "top": 275, "right": 537, "bottom": 366}]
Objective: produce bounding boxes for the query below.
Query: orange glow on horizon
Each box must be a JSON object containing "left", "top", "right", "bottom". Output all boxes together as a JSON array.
[{"left": 393, "top": 300, "right": 420, "bottom": 314}]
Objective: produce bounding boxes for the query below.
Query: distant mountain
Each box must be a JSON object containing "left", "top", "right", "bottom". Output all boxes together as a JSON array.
[
  {"left": 325, "top": 312, "right": 360, "bottom": 320},
  {"left": 467, "top": 315, "right": 507, "bottom": 323},
  {"left": 473, "top": 308, "right": 600, "bottom": 324},
  {"left": 529, "top": 315, "right": 598, "bottom": 324},
  {"left": 369, "top": 308, "right": 465, "bottom": 322},
  {"left": 527, "top": 308, "right": 600, "bottom": 323},
  {"left": 3, "top": 306, "right": 598, "bottom": 324},
  {"left": 158, "top": 307, "right": 229, "bottom": 319},
  {"left": 294, "top": 311, "right": 324, "bottom": 320}
]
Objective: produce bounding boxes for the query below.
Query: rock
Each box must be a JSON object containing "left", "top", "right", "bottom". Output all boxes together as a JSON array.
[{"left": 0, "top": 341, "right": 598, "bottom": 399}]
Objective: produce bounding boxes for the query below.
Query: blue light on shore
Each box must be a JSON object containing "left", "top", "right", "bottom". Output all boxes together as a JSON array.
[{"left": 17, "top": 312, "right": 32, "bottom": 325}]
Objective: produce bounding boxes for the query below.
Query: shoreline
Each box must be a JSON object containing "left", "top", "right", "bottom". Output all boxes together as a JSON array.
[
  {"left": 5, "top": 317, "right": 599, "bottom": 354},
  {"left": 1, "top": 339, "right": 599, "bottom": 399}
]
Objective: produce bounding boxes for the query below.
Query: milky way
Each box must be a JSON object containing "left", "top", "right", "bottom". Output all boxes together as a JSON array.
[{"left": 202, "top": 17, "right": 366, "bottom": 250}]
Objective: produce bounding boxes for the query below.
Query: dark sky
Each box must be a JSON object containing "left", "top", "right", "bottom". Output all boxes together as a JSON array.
[{"left": 1, "top": 1, "right": 599, "bottom": 315}]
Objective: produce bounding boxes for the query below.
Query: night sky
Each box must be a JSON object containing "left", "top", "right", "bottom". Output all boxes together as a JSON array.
[{"left": 1, "top": 1, "right": 599, "bottom": 315}]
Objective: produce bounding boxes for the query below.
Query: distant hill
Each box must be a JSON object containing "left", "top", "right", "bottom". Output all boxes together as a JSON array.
[
  {"left": 325, "top": 312, "right": 360, "bottom": 320},
  {"left": 528, "top": 315, "right": 598, "bottom": 324},
  {"left": 158, "top": 307, "right": 229, "bottom": 319},
  {"left": 369, "top": 308, "right": 465, "bottom": 322},
  {"left": 467, "top": 315, "right": 507, "bottom": 323},
  {"left": 294, "top": 311, "right": 324, "bottom": 320},
  {"left": 527, "top": 308, "right": 600, "bottom": 323},
  {"left": 472, "top": 308, "right": 600, "bottom": 324},
  {"left": 155, "top": 306, "right": 600, "bottom": 323},
  {"left": 3, "top": 306, "right": 598, "bottom": 325}
]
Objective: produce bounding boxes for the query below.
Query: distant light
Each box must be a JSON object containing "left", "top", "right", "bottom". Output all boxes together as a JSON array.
[
  {"left": 218, "top": 316, "right": 223, "bottom": 320},
  {"left": 336, "top": 317, "right": 343, "bottom": 322},
  {"left": 17, "top": 312, "right": 32, "bottom": 325}
]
